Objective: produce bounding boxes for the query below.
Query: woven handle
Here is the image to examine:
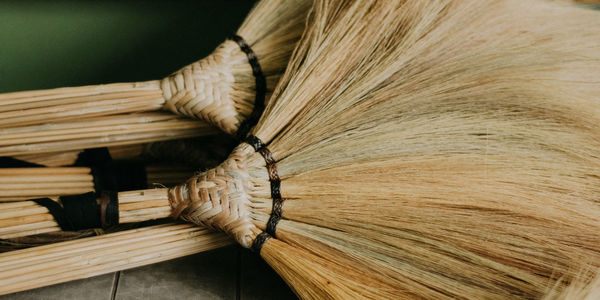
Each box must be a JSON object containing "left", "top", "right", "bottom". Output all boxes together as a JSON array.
[
  {"left": 168, "top": 144, "right": 257, "bottom": 247},
  {"left": 161, "top": 40, "right": 240, "bottom": 134}
]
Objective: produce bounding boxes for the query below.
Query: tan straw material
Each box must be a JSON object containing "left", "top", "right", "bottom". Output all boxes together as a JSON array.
[
  {"left": 162, "top": 41, "right": 241, "bottom": 134},
  {"left": 0, "top": 168, "right": 94, "bottom": 202},
  {"left": 0, "top": 223, "right": 232, "bottom": 295},
  {"left": 0, "top": 165, "right": 193, "bottom": 239}
]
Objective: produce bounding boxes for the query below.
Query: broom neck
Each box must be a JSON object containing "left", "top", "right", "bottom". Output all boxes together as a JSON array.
[
  {"left": 161, "top": 40, "right": 242, "bottom": 135},
  {"left": 168, "top": 143, "right": 258, "bottom": 248}
]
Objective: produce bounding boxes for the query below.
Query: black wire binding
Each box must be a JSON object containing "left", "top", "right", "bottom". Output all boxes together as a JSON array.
[{"left": 230, "top": 35, "right": 267, "bottom": 141}]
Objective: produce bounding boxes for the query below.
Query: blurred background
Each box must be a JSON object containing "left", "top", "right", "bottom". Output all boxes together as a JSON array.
[{"left": 0, "top": 1, "right": 254, "bottom": 92}]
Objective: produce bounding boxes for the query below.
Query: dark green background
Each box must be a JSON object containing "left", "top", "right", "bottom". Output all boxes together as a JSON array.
[{"left": 0, "top": 1, "right": 255, "bottom": 93}]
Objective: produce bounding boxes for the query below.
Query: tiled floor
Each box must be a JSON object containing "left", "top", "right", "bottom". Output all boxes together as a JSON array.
[{"left": 1, "top": 246, "right": 297, "bottom": 300}]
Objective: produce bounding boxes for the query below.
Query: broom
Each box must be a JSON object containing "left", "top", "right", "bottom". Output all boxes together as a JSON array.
[
  {"left": 88, "top": 0, "right": 599, "bottom": 298},
  {"left": 0, "top": 0, "right": 311, "bottom": 149}
]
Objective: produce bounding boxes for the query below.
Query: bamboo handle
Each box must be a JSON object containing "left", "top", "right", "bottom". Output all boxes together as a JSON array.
[
  {"left": 0, "top": 223, "right": 232, "bottom": 295},
  {"left": 0, "top": 81, "right": 164, "bottom": 128},
  {"left": 0, "top": 113, "right": 217, "bottom": 156},
  {"left": 118, "top": 189, "right": 172, "bottom": 223},
  {"left": 0, "top": 168, "right": 94, "bottom": 199},
  {"left": 0, "top": 187, "right": 176, "bottom": 239}
]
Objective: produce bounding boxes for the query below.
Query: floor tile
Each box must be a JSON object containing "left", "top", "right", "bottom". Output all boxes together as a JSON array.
[
  {"left": 0, "top": 273, "right": 115, "bottom": 300},
  {"left": 114, "top": 247, "right": 238, "bottom": 300}
]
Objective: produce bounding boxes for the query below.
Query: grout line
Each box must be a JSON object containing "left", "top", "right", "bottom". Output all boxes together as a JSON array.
[{"left": 110, "top": 271, "right": 121, "bottom": 300}]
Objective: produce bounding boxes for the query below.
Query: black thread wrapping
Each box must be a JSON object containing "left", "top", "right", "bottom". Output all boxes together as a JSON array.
[
  {"left": 99, "top": 191, "right": 119, "bottom": 228},
  {"left": 250, "top": 232, "right": 272, "bottom": 253},
  {"left": 246, "top": 135, "right": 283, "bottom": 253},
  {"left": 32, "top": 192, "right": 119, "bottom": 231},
  {"left": 230, "top": 35, "right": 267, "bottom": 141}
]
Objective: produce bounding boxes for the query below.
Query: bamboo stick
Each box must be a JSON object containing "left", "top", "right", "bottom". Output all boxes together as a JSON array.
[
  {"left": 0, "top": 90, "right": 159, "bottom": 112},
  {"left": 1, "top": 228, "right": 61, "bottom": 240},
  {"left": 0, "top": 222, "right": 61, "bottom": 239},
  {"left": 117, "top": 189, "right": 172, "bottom": 223},
  {"left": 0, "top": 168, "right": 94, "bottom": 200},
  {"left": 0, "top": 213, "right": 54, "bottom": 228},
  {"left": 0, "top": 97, "right": 165, "bottom": 128},
  {"left": 0, "top": 196, "right": 55, "bottom": 202},
  {"left": 0, "top": 81, "right": 159, "bottom": 104},
  {"left": 0, "top": 82, "right": 163, "bottom": 128},
  {"left": 0, "top": 205, "right": 50, "bottom": 219},
  {"left": 0, "top": 167, "right": 90, "bottom": 175},
  {"left": 0, "top": 116, "right": 212, "bottom": 146},
  {"left": 0, "top": 223, "right": 232, "bottom": 295},
  {"left": 0, "top": 113, "right": 216, "bottom": 156}
]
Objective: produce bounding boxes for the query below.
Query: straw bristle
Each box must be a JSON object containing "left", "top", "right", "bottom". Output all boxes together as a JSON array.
[
  {"left": 542, "top": 269, "right": 600, "bottom": 300},
  {"left": 165, "top": 0, "right": 600, "bottom": 298},
  {"left": 230, "top": 0, "right": 313, "bottom": 121},
  {"left": 247, "top": 0, "right": 600, "bottom": 298}
]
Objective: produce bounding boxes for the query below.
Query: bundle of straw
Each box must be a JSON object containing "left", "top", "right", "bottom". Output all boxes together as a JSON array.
[
  {"left": 0, "top": 223, "right": 232, "bottom": 295},
  {"left": 0, "top": 0, "right": 310, "bottom": 155},
  {"left": 0, "top": 167, "right": 93, "bottom": 202},
  {"left": 0, "top": 112, "right": 216, "bottom": 157},
  {"left": 0, "top": 165, "right": 194, "bottom": 239},
  {"left": 13, "top": 150, "right": 82, "bottom": 167},
  {"left": 93, "top": 0, "right": 600, "bottom": 298},
  {"left": 0, "top": 201, "right": 64, "bottom": 239}
]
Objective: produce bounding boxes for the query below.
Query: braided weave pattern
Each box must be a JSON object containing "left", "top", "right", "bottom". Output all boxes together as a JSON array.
[
  {"left": 168, "top": 146, "right": 255, "bottom": 247},
  {"left": 161, "top": 40, "right": 240, "bottom": 134}
]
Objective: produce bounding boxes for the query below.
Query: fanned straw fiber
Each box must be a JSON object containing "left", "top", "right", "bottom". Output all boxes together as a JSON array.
[
  {"left": 543, "top": 269, "right": 600, "bottom": 300},
  {"left": 116, "top": 0, "right": 600, "bottom": 298}
]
